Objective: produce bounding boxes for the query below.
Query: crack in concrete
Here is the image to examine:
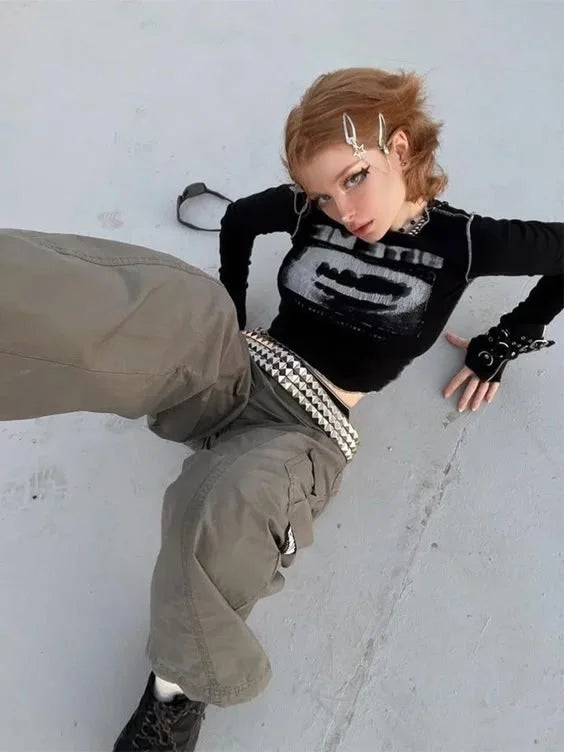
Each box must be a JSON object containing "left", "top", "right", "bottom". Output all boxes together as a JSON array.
[
  {"left": 321, "top": 638, "right": 375, "bottom": 752},
  {"left": 387, "top": 426, "right": 468, "bottom": 628},
  {"left": 320, "top": 426, "right": 468, "bottom": 752}
]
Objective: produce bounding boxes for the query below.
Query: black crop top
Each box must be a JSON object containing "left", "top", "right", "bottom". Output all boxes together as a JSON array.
[{"left": 219, "top": 185, "right": 563, "bottom": 392}]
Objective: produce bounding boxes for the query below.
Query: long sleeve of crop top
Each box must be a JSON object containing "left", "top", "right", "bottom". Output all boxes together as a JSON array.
[
  {"left": 218, "top": 184, "right": 297, "bottom": 328},
  {"left": 468, "top": 214, "right": 564, "bottom": 330}
]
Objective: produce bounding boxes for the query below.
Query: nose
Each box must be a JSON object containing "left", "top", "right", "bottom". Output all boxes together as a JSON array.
[{"left": 334, "top": 195, "right": 355, "bottom": 226}]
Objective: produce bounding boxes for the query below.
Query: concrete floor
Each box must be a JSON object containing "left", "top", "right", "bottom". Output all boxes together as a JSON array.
[{"left": 0, "top": 3, "right": 562, "bottom": 751}]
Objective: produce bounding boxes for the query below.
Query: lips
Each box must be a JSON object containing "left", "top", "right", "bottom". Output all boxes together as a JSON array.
[{"left": 350, "top": 220, "right": 374, "bottom": 236}]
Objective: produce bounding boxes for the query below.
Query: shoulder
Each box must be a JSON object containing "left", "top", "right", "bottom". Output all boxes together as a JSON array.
[
  {"left": 224, "top": 183, "right": 294, "bottom": 215},
  {"left": 221, "top": 183, "right": 297, "bottom": 235},
  {"left": 429, "top": 199, "right": 473, "bottom": 221},
  {"left": 424, "top": 199, "right": 474, "bottom": 251}
]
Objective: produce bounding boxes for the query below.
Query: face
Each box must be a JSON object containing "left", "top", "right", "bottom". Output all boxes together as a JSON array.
[{"left": 295, "top": 138, "right": 408, "bottom": 243}]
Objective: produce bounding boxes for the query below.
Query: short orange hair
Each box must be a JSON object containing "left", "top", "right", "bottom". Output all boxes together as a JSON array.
[{"left": 283, "top": 67, "right": 448, "bottom": 203}]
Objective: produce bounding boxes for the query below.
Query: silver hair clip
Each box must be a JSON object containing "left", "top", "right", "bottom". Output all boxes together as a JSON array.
[
  {"left": 378, "top": 113, "right": 390, "bottom": 155},
  {"left": 343, "top": 112, "right": 390, "bottom": 158},
  {"left": 342, "top": 113, "right": 366, "bottom": 160}
]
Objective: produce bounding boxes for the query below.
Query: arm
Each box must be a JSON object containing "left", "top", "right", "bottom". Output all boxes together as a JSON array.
[
  {"left": 465, "top": 214, "right": 563, "bottom": 380},
  {"left": 218, "top": 184, "right": 298, "bottom": 328}
]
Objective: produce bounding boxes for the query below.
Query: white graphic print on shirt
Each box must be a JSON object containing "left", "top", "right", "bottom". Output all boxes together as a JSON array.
[{"left": 280, "top": 223, "right": 444, "bottom": 338}]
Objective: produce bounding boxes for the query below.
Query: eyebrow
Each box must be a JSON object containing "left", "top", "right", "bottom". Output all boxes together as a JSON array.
[{"left": 308, "top": 161, "right": 360, "bottom": 199}]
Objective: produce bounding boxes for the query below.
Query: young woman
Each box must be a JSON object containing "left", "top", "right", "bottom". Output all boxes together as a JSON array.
[
  {"left": 218, "top": 67, "right": 562, "bottom": 414},
  {"left": 1, "top": 67, "right": 561, "bottom": 751}
]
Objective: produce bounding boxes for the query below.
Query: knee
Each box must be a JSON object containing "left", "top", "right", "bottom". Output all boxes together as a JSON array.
[{"left": 190, "top": 464, "right": 289, "bottom": 612}]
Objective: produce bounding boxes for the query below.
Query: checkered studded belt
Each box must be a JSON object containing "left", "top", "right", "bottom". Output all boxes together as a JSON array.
[{"left": 243, "top": 328, "right": 359, "bottom": 462}]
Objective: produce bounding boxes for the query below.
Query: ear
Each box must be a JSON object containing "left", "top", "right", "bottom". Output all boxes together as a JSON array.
[{"left": 390, "top": 130, "right": 410, "bottom": 163}]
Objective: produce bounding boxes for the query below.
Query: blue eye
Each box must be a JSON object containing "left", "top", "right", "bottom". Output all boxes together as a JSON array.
[
  {"left": 345, "top": 167, "right": 370, "bottom": 188},
  {"left": 313, "top": 167, "right": 370, "bottom": 208}
]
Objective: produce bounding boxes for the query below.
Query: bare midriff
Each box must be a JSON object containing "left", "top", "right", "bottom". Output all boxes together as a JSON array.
[{"left": 310, "top": 368, "right": 365, "bottom": 409}]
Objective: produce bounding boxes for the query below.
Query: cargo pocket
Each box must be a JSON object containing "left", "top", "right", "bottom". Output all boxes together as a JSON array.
[{"left": 280, "top": 454, "right": 316, "bottom": 567}]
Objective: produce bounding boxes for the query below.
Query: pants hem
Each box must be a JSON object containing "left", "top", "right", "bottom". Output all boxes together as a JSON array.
[{"left": 149, "top": 657, "right": 272, "bottom": 707}]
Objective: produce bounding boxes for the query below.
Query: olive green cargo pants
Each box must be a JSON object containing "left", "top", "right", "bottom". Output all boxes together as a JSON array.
[{"left": 0, "top": 229, "right": 347, "bottom": 706}]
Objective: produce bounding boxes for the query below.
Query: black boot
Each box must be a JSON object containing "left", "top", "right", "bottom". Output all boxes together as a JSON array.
[{"left": 113, "top": 673, "right": 206, "bottom": 752}]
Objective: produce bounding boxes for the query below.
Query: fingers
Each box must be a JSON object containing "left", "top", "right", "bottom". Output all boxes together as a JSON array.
[
  {"left": 458, "top": 375, "right": 481, "bottom": 412},
  {"left": 470, "top": 381, "right": 490, "bottom": 411},
  {"left": 445, "top": 332, "right": 469, "bottom": 349},
  {"left": 486, "top": 382, "right": 500, "bottom": 404},
  {"left": 443, "top": 367, "right": 473, "bottom": 399}
]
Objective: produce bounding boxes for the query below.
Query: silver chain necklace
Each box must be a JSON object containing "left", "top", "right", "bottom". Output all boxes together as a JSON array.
[{"left": 397, "top": 206, "right": 431, "bottom": 236}]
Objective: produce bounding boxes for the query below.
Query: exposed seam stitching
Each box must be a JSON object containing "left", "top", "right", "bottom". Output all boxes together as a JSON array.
[
  {"left": 431, "top": 205, "right": 471, "bottom": 219},
  {"left": 9, "top": 233, "right": 223, "bottom": 285},
  {"left": 466, "top": 214, "right": 475, "bottom": 282},
  {"left": 0, "top": 348, "right": 183, "bottom": 378}
]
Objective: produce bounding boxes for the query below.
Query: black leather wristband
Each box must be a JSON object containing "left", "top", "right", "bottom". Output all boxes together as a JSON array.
[{"left": 465, "top": 324, "right": 555, "bottom": 381}]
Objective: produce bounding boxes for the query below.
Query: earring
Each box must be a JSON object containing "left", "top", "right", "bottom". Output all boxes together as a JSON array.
[
  {"left": 290, "top": 182, "right": 307, "bottom": 215},
  {"left": 289, "top": 183, "right": 310, "bottom": 238}
]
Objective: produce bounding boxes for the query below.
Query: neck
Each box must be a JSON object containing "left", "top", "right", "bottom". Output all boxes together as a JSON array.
[{"left": 390, "top": 198, "right": 427, "bottom": 232}]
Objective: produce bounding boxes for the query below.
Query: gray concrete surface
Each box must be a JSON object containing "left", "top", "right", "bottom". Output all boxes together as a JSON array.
[{"left": 0, "top": 2, "right": 562, "bottom": 750}]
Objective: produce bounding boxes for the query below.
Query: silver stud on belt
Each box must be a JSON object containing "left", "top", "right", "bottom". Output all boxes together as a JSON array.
[{"left": 243, "top": 328, "right": 359, "bottom": 462}]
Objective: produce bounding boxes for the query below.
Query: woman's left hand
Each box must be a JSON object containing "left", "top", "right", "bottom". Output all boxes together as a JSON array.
[{"left": 443, "top": 332, "right": 500, "bottom": 412}]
